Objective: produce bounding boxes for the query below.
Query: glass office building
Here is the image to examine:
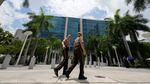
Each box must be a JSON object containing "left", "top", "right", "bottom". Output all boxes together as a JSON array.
[{"left": 40, "top": 16, "right": 108, "bottom": 48}]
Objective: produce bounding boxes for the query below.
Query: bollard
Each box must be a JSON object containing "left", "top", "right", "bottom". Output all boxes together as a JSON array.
[
  {"left": 93, "top": 61, "right": 97, "bottom": 67},
  {"left": 98, "top": 57, "right": 100, "bottom": 67},
  {"left": 89, "top": 61, "right": 92, "bottom": 68},
  {"left": 85, "top": 57, "right": 88, "bottom": 68},
  {"left": 68, "top": 58, "right": 71, "bottom": 67},
  {"left": 89, "top": 53, "right": 92, "bottom": 67},
  {"left": 106, "top": 58, "right": 108, "bottom": 66},
  {"left": 1, "top": 55, "right": 11, "bottom": 69},
  {"left": 51, "top": 58, "right": 55, "bottom": 69},
  {"left": 28, "top": 56, "right": 36, "bottom": 69},
  {"left": 51, "top": 53, "right": 56, "bottom": 69}
]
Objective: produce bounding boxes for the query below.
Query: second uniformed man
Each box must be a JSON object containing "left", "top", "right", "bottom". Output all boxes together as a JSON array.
[{"left": 65, "top": 32, "right": 87, "bottom": 80}]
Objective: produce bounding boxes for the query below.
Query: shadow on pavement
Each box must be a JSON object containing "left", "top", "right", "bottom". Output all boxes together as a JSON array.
[{"left": 66, "top": 78, "right": 90, "bottom": 84}]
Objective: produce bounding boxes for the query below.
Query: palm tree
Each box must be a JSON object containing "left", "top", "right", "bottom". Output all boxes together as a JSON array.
[
  {"left": 0, "top": 0, "right": 5, "bottom": 5},
  {"left": 23, "top": 8, "right": 53, "bottom": 63},
  {"left": 48, "top": 36, "right": 61, "bottom": 49},
  {"left": 0, "top": 31, "right": 13, "bottom": 45},
  {"left": 123, "top": 11, "right": 150, "bottom": 43},
  {"left": 86, "top": 35, "right": 98, "bottom": 53},
  {"left": 0, "top": 25, "right": 4, "bottom": 40},
  {"left": 0, "top": 25, "right": 15, "bottom": 52},
  {"left": 22, "top": 0, "right": 29, "bottom": 7},
  {"left": 86, "top": 34, "right": 112, "bottom": 65},
  {"left": 122, "top": 11, "right": 150, "bottom": 61},
  {"left": 107, "top": 9, "right": 133, "bottom": 58},
  {"left": 126, "top": 0, "right": 150, "bottom": 12},
  {"left": 45, "top": 36, "right": 61, "bottom": 64},
  {"left": 107, "top": 9, "right": 150, "bottom": 64}
]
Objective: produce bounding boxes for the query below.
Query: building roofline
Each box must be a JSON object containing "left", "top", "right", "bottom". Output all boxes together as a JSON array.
[{"left": 48, "top": 15, "right": 107, "bottom": 22}]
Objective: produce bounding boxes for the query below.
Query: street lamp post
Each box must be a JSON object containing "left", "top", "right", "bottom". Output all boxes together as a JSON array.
[
  {"left": 15, "top": 31, "right": 32, "bottom": 66},
  {"left": 112, "top": 46, "right": 121, "bottom": 67}
]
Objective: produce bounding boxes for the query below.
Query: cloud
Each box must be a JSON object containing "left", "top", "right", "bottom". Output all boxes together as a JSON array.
[
  {"left": 44, "top": 0, "right": 99, "bottom": 17},
  {"left": 143, "top": 9, "right": 150, "bottom": 27},
  {"left": 0, "top": 0, "right": 28, "bottom": 34},
  {"left": 82, "top": 7, "right": 107, "bottom": 20}
]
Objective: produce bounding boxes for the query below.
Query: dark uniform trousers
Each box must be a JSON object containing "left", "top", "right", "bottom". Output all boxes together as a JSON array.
[
  {"left": 54, "top": 47, "right": 69, "bottom": 75},
  {"left": 66, "top": 47, "right": 84, "bottom": 77}
]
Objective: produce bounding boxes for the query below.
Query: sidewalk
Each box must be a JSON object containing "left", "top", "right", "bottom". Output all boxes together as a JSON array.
[{"left": 0, "top": 65, "right": 150, "bottom": 84}]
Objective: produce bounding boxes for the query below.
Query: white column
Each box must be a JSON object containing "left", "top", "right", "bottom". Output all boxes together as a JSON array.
[
  {"left": 80, "top": 18, "right": 83, "bottom": 39},
  {"left": 80, "top": 18, "right": 83, "bottom": 33},
  {"left": 64, "top": 17, "right": 68, "bottom": 38}
]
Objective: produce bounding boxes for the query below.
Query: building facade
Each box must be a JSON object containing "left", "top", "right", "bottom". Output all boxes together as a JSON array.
[{"left": 40, "top": 16, "right": 108, "bottom": 48}]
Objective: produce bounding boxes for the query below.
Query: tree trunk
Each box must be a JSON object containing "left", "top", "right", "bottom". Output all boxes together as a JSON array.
[
  {"left": 0, "top": 0, "right": 5, "bottom": 5},
  {"left": 130, "top": 31, "right": 143, "bottom": 60},
  {"left": 44, "top": 47, "right": 49, "bottom": 64},
  {"left": 129, "top": 31, "right": 138, "bottom": 42},
  {"left": 113, "top": 47, "right": 121, "bottom": 67},
  {"left": 107, "top": 50, "right": 112, "bottom": 65},
  {"left": 31, "top": 39, "right": 38, "bottom": 57},
  {"left": 120, "top": 30, "right": 133, "bottom": 57},
  {"left": 26, "top": 38, "right": 38, "bottom": 65}
]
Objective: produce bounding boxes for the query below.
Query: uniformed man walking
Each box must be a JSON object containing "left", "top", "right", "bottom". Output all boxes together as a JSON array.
[
  {"left": 54, "top": 35, "right": 71, "bottom": 77},
  {"left": 65, "top": 32, "right": 87, "bottom": 80}
]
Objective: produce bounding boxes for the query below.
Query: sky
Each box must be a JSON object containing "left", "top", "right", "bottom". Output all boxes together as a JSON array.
[{"left": 0, "top": 0, "right": 150, "bottom": 40}]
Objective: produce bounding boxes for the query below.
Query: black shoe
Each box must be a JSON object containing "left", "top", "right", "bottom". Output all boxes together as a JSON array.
[
  {"left": 78, "top": 76, "right": 87, "bottom": 80},
  {"left": 65, "top": 72, "right": 69, "bottom": 79},
  {"left": 62, "top": 71, "right": 66, "bottom": 75},
  {"left": 54, "top": 69, "right": 58, "bottom": 77}
]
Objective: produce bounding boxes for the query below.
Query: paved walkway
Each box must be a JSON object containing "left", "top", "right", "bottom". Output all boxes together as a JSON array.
[{"left": 0, "top": 65, "right": 150, "bottom": 84}]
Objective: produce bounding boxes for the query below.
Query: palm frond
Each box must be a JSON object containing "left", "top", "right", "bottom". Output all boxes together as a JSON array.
[
  {"left": 0, "top": 0, "right": 5, "bottom": 5},
  {"left": 134, "top": 0, "right": 146, "bottom": 12},
  {"left": 23, "top": 0, "right": 29, "bottom": 8},
  {"left": 136, "top": 24, "right": 150, "bottom": 32},
  {"left": 126, "top": 0, "right": 150, "bottom": 12},
  {"left": 126, "top": 0, "right": 132, "bottom": 4}
]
